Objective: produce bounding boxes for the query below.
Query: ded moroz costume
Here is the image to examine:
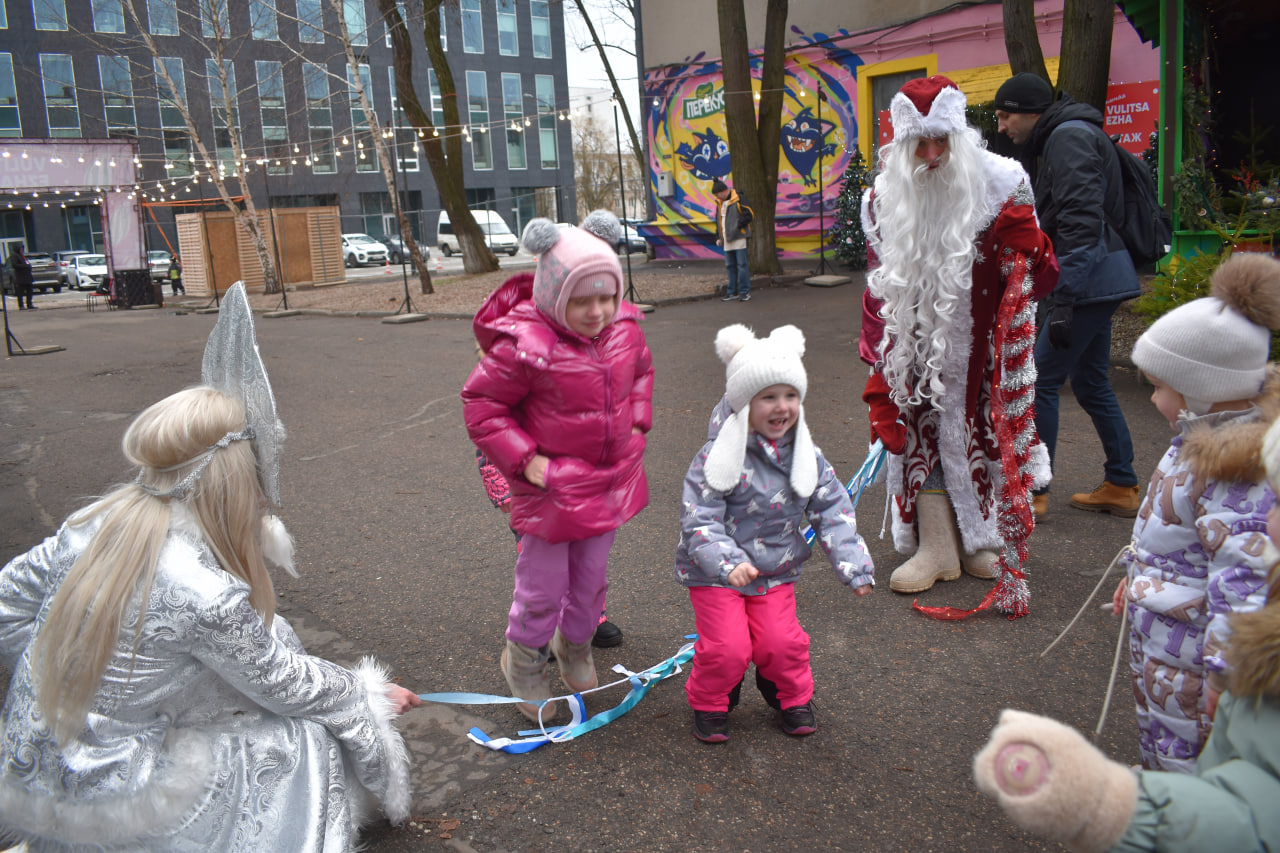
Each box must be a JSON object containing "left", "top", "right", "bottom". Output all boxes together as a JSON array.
[{"left": 859, "top": 75, "right": 1058, "bottom": 617}]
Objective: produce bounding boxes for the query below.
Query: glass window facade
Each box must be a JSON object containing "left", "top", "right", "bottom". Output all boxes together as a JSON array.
[
  {"left": 154, "top": 57, "right": 191, "bottom": 175},
  {"left": 206, "top": 58, "right": 239, "bottom": 173},
  {"left": 0, "top": 55, "right": 20, "bottom": 137},
  {"left": 343, "top": 0, "right": 367, "bottom": 46},
  {"left": 502, "top": 72, "right": 525, "bottom": 169},
  {"left": 461, "top": 0, "right": 482, "bottom": 54},
  {"left": 303, "top": 62, "right": 334, "bottom": 174},
  {"left": 347, "top": 64, "right": 377, "bottom": 172},
  {"left": 388, "top": 68, "right": 418, "bottom": 173},
  {"left": 297, "top": 0, "right": 323, "bottom": 43},
  {"left": 99, "top": 55, "right": 136, "bottom": 138},
  {"left": 91, "top": 0, "right": 125, "bottom": 33},
  {"left": 33, "top": 0, "right": 68, "bottom": 31},
  {"left": 497, "top": 0, "right": 517, "bottom": 56},
  {"left": 146, "top": 0, "right": 177, "bottom": 36},
  {"left": 251, "top": 0, "right": 279, "bottom": 40},
  {"left": 201, "top": 0, "right": 228, "bottom": 38},
  {"left": 535, "top": 74, "right": 556, "bottom": 168},
  {"left": 466, "top": 69, "right": 491, "bottom": 169},
  {"left": 531, "top": 1, "right": 551, "bottom": 59},
  {"left": 257, "top": 60, "right": 289, "bottom": 174},
  {"left": 427, "top": 69, "right": 444, "bottom": 128},
  {"left": 39, "top": 53, "right": 79, "bottom": 137}
]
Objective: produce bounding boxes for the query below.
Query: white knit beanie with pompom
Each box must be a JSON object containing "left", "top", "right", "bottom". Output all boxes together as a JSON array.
[{"left": 703, "top": 324, "right": 817, "bottom": 497}]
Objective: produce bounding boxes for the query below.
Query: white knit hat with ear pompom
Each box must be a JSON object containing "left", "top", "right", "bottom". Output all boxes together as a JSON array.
[{"left": 703, "top": 324, "right": 817, "bottom": 497}]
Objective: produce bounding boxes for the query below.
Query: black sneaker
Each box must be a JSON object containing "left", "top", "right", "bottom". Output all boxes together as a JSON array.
[
  {"left": 591, "top": 619, "right": 623, "bottom": 648},
  {"left": 692, "top": 710, "right": 730, "bottom": 743},
  {"left": 720, "top": 292, "right": 738, "bottom": 301},
  {"left": 779, "top": 703, "right": 816, "bottom": 736},
  {"left": 739, "top": 293, "right": 751, "bottom": 302}
]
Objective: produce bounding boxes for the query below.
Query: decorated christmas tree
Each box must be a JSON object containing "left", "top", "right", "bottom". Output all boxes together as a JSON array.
[{"left": 831, "top": 148, "right": 869, "bottom": 270}]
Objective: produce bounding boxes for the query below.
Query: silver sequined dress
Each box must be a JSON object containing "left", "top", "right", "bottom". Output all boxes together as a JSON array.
[{"left": 0, "top": 508, "right": 410, "bottom": 851}]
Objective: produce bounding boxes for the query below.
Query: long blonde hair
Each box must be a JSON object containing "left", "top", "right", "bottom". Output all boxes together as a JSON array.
[{"left": 34, "top": 386, "right": 275, "bottom": 744}]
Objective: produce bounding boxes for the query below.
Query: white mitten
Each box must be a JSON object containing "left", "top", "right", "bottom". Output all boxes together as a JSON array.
[{"left": 973, "top": 709, "right": 1137, "bottom": 853}]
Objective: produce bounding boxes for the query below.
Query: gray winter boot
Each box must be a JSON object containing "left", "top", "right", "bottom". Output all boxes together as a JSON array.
[
  {"left": 551, "top": 629, "right": 599, "bottom": 693},
  {"left": 501, "top": 640, "right": 556, "bottom": 723},
  {"left": 890, "top": 491, "right": 962, "bottom": 593},
  {"left": 961, "top": 549, "right": 1001, "bottom": 579}
]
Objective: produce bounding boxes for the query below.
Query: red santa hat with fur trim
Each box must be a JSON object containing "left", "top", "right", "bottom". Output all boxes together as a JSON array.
[{"left": 890, "top": 75, "right": 969, "bottom": 140}]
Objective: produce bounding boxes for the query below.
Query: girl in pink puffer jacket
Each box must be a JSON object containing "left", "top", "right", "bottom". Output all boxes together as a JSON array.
[{"left": 462, "top": 212, "right": 652, "bottom": 722}]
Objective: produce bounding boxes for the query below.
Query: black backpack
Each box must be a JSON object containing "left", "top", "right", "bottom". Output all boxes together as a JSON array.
[
  {"left": 1060, "top": 120, "right": 1172, "bottom": 266},
  {"left": 1111, "top": 142, "right": 1173, "bottom": 266}
]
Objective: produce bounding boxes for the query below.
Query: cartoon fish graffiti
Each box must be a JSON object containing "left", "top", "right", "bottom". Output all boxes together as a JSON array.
[
  {"left": 781, "top": 107, "right": 837, "bottom": 187},
  {"left": 676, "top": 127, "right": 731, "bottom": 182}
]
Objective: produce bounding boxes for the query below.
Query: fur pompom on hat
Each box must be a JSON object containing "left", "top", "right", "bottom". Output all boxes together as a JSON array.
[
  {"left": 703, "top": 324, "right": 817, "bottom": 498},
  {"left": 890, "top": 75, "right": 969, "bottom": 140},
  {"left": 1132, "top": 253, "right": 1280, "bottom": 414},
  {"left": 523, "top": 214, "right": 623, "bottom": 333}
]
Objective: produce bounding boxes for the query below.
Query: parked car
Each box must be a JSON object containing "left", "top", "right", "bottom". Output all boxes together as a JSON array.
[
  {"left": 2, "top": 251, "right": 61, "bottom": 295},
  {"left": 437, "top": 210, "right": 519, "bottom": 257},
  {"left": 617, "top": 221, "right": 647, "bottom": 254},
  {"left": 341, "top": 233, "right": 389, "bottom": 267},
  {"left": 52, "top": 250, "right": 90, "bottom": 285},
  {"left": 67, "top": 253, "right": 109, "bottom": 291},
  {"left": 369, "top": 233, "right": 419, "bottom": 265},
  {"left": 148, "top": 250, "right": 172, "bottom": 281}
]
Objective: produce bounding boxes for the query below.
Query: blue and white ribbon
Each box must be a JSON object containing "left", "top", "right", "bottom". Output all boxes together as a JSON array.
[
  {"left": 803, "top": 438, "right": 886, "bottom": 545},
  {"left": 417, "top": 640, "right": 697, "bottom": 754}
]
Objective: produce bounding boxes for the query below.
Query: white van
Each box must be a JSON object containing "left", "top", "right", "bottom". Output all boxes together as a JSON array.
[{"left": 436, "top": 209, "right": 519, "bottom": 257}]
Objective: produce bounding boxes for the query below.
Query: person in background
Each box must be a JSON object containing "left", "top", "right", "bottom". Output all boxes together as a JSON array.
[
  {"left": 169, "top": 257, "right": 185, "bottom": 295},
  {"left": 711, "top": 177, "right": 753, "bottom": 303},
  {"left": 9, "top": 243, "right": 34, "bottom": 310},
  {"left": 995, "top": 72, "right": 1143, "bottom": 519}
]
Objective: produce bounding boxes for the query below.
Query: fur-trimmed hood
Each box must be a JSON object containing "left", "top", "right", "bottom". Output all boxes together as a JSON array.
[
  {"left": 1179, "top": 365, "right": 1280, "bottom": 485},
  {"left": 1227, "top": 560, "right": 1280, "bottom": 699}
]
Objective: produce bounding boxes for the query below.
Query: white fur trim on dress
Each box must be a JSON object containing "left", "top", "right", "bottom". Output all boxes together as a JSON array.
[
  {"left": 889, "top": 85, "right": 968, "bottom": 141},
  {"left": 976, "top": 152, "right": 1033, "bottom": 235},
  {"left": 354, "top": 657, "right": 412, "bottom": 826},
  {"left": 261, "top": 515, "right": 298, "bottom": 578},
  {"left": 0, "top": 728, "right": 212, "bottom": 846}
]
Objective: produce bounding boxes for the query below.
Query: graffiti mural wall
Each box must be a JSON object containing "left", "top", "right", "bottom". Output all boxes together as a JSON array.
[{"left": 641, "top": 2, "right": 1159, "bottom": 260}]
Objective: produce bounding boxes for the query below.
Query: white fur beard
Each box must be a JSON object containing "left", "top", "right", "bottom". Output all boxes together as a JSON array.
[{"left": 261, "top": 515, "right": 298, "bottom": 577}]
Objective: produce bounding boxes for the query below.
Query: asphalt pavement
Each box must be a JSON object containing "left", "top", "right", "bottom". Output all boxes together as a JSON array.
[{"left": 0, "top": 277, "right": 1169, "bottom": 852}]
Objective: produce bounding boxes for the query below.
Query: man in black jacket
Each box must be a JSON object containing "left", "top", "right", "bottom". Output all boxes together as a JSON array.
[
  {"left": 8, "top": 244, "right": 34, "bottom": 310},
  {"left": 995, "top": 73, "right": 1141, "bottom": 519}
]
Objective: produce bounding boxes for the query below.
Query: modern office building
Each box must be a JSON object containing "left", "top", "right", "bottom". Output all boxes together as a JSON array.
[{"left": 0, "top": 0, "right": 576, "bottom": 261}]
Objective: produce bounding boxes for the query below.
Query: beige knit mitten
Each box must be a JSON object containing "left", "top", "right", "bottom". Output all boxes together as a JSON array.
[{"left": 973, "top": 709, "right": 1138, "bottom": 853}]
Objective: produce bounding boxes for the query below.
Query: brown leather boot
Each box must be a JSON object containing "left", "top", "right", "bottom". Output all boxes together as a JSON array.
[
  {"left": 1031, "top": 493, "right": 1049, "bottom": 518},
  {"left": 1069, "top": 482, "right": 1141, "bottom": 518},
  {"left": 501, "top": 640, "right": 557, "bottom": 723},
  {"left": 890, "top": 492, "right": 962, "bottom": 593},
  {"left": 551, "top": 629, "right": 598, "bottom": 693}
]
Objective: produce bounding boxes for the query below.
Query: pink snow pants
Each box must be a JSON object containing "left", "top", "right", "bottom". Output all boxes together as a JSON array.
[
  {"left": 684, "top": 584, "right": 813, "bottom": 712},
  {"left": 506, "top": 529, "right": 615, "bottom": 648}
]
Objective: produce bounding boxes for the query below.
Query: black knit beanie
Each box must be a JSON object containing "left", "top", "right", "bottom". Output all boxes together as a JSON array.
[
  {"left": 994, "top": 73, "right": 1054, "bottom": 114},
  {"left": 710, "top": 178, "right": 727, "bottom": 194}
]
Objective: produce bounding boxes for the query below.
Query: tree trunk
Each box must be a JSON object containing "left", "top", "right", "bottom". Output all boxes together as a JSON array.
[
  {"left": 1002, "top": 0, "right": 1049, "bottom": 79},
  {"left": 1058, "top": 0, "right": 1115, "bottom": 111},
  {"left": 419, "top": 1, "right": 498, "bottom": 274},
  {"left": 716, "top": 0, "right": 786, "bottom": 276}
]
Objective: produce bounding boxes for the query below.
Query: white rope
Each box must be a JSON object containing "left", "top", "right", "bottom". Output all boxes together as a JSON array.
[{"left": 1039, "top": 544, "right": 1133, "bottom": 659}]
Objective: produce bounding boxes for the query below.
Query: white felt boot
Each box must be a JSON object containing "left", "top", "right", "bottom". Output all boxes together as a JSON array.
[
  {"left": 961, "top": 549, "right": 1001, "bottom": 579},
  {"left": 890, "top": 491, "right": 962, "bottom": 593},
  {"left": 551, "top": 629, "right": 599, "bottom": 693},
  {"left": 501, "top": 640, "right": 557, "bottom": 723}
]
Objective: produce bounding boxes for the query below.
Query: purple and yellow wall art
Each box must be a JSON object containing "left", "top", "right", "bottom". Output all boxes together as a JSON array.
[{"left": 644, "top": 31, "right": 861, "bottom": 260}]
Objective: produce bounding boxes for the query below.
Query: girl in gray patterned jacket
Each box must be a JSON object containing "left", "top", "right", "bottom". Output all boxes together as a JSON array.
[{"left": 675, "top": 324, "right": 875, "bottom": 743}]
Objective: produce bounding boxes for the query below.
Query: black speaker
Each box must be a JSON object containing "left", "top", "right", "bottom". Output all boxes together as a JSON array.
[{"left": 113, "top": 269, "right": 155, "bottom": 308}]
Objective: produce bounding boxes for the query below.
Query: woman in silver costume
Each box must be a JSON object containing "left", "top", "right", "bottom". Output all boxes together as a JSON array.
[{"left": 0, "top": 385, "right": 419, "bottom": 851}]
